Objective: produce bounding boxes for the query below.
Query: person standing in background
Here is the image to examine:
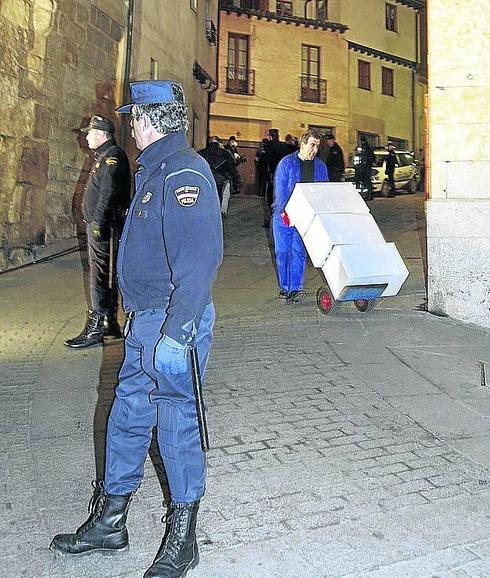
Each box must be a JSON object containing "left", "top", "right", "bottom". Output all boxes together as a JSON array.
[
  {"left": 322, "top": 133, "right": 345, "bottom": 182},
  {"left": 64, "top": 115, "right": 130, "bottom": 349}
]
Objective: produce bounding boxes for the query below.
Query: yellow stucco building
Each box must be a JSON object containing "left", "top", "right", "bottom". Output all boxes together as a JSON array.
[
  {"left": 126, "top": 0, "right": 219, "bottom": 151},
  {"left": 210, "top": 0, "right": 425, "bottom": 186}
]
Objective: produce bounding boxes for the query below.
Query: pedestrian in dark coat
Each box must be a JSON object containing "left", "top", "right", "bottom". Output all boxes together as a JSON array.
[
  {"left": 359, "top": 139, "right": 376, "bottom": 200},
  {"left": 385, "top": 142, "right": 397, "bottom": 196},
  {"left": 199, "top": 136, "right": 239, "bottom": 216},
  {"left": 322, "top": 133, "right": 345, "bottom": 182},
  {"left": 263, "top": 128, "right": 290, "bottom": 227}
]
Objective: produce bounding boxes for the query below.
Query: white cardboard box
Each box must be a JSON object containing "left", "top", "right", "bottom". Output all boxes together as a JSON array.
[
  {"left": 303, "top": 213, "right": 385, "bottom": 267},
  {"left": 321, "top": 243, "right": 409, "bottom": 300},
  {"left": 285, "top": 182, "right": 369, "bottom": 237}
]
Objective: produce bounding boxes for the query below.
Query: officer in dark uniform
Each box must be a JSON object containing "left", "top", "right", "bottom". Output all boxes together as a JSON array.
[
  {"left": 263, "top": 128, "right": 290, "bottom": 227},
  {"left": 385, "top": 141, "right": 397, "bottom": 196},
  {"left": 51, "top": 81, "right": 223, "bottom": 578},
  {"left": 198, "top": 135, "right": 239, "bottom": 217},
  {"left": 64, "top": 115, "right": 130, "bottom": 349},
  {"left": 321, "top": 133, "right": 345, "bottom": 182}
]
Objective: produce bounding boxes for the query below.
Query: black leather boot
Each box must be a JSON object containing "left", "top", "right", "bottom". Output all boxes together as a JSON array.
[
  {"left": 144, "top": 501, "right": 200, "bottom": 578},
  {"left": 104, "top": 313, "right": 123, "bottom": 339},
  {"left": 50, "top": 482, "right": 131, "bottom": 556},
  {"left": 64, "top": 310, "right": 105, "bottom": 348}
]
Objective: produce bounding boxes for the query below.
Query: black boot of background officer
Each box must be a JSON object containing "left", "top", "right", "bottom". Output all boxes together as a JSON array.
[
  {"left": 64, "top": 309, "right": 105, "bottom": 348},
  {"left": 50, "top": 483, "right": 131, "bottom": 556},
  {"left": 144, "top": 501, "right": 200, "bottom": 578}
]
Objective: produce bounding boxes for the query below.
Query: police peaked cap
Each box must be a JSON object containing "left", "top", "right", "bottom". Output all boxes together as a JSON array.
[
  {"left": 81, "top": 115, "right": 115, "bottom": 133},
  {"left": 117, "top": 80, "right": 186, "bottom": 113}
]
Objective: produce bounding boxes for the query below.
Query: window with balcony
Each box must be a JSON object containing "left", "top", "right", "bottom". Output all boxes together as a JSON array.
[
  {"left": 301, "top": 45, "right": 325, "bottom": 103},
  {"left": 276, "top": 1, "right": 293, "bottom": 16},
  {"left": 227, "top": 34, "right": 254, "bottom": 94},
  {"left": 385, "top": 3, "right": 397, "bottom": 32},
  {"left": 358, "top": 59, "right": 371, "bottom": 90},
  {"left": 381, "top": 66, "right": 394, "bottom": 96},
  {"left": 316, "top": 0, "right": 328, "bottom": 21}
]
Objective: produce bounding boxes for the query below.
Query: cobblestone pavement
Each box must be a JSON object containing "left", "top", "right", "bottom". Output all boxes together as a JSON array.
[{"left": 1, "top": 194, "right": 489, "bottom": 577}]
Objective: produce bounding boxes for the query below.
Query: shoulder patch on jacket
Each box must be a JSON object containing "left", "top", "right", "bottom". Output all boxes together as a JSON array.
[
  {"left": 174, "top": 186, "right": 200, "bottom": 207},
  {"left": 105, "top": 157, "right": 118, "bottom": 166}
]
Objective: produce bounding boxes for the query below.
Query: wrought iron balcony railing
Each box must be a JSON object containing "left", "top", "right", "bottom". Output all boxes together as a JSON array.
[
  {"left": 299, "top": 75, "right": 326, "bottom": 103},
  {"left": 221, "top": 0, "right": 263, "bottom": 9},
  {"left": 225, "top": 66, "right": 255, "bottom": 95},
  {"left": 206, "top": 20, "right": 217, "bottom": 45}
]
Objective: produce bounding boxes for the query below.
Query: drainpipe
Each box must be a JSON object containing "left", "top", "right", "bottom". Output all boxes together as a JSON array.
[
  {"left": 207, "top": 4, "right": 221, "bottom": 138},
  {"left": 411, "top": 8, "right": 419, "bottom": 153},
  {"left": 120, "top": 0, "right": 135, "bottom": 150}
]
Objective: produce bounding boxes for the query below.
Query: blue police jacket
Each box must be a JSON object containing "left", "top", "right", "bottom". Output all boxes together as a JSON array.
[
  {"left": 273, "top": 152, "right": 329, "bottom": 215},
  {"left": 117, "top": 131, "right": 223, "bottom": 345}
]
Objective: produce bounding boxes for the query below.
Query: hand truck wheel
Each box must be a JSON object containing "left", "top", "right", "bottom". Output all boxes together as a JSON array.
[
  {"left": 316, "top": 286, "right": 337, "bottom": 315},
  {"left": 353, "top": 299, "right": 377, "bottom": 312}
]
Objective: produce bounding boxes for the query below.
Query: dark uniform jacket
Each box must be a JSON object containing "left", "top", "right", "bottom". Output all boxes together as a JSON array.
[
  {"left": 324, "top": 142, "right": 345, "bottom": 181},
  {"left": 385, "top": 150, "right": 397, "bottom": 176},
  {"left": 198, "top": 142, "right": 238, "bottom": 197},
  {"left": 266, "top": 139, "right": 290, "bottom": 176},
  {"left": 82, "top": 139, "right": 131, "bottom": 229},
  {"left": 117, "top": 131, "right": 223, "bottom": 345}
]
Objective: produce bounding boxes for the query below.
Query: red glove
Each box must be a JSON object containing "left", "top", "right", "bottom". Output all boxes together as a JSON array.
[{"left": 281, "top": 212, "right": 290, "bottom": 226}]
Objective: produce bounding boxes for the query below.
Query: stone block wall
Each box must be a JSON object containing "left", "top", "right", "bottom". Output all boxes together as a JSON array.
[
  {"left": 426, "top": 0, "right": 490, "bottom": 328},
  {"left": 0, "top": 0, "right": 125, "bottom": 270}
]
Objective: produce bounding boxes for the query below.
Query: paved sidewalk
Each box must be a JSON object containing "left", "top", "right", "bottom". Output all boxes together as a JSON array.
[{"left": 1, "top": 194, "right": 489, "bottom": 577}]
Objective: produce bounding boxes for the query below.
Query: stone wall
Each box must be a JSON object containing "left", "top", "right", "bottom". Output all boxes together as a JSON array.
[
  {"left": 426, "top": 0, "right": 490, "bottom": 328},
  {"left": 0, "top": 0, "right": 126, "bottom": 270}
]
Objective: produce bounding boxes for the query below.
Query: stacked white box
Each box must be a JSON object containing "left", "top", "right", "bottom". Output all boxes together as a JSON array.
[
  {"left": 303, "top": 213, "right": 385, "bottom": 267},
  {"left": 283, "top": 181, "right": 409, "bottom": 299},
  {"left": 321, "top": 243, "right": 409, "bottom": 300},
  {"left": 285, "top": 182, "right": 369, "bottom": 237}
]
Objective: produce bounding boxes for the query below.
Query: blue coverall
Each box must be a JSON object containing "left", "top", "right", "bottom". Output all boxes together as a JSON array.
[
  {"left": 105, "top": 131, "right": 223, "bottom": 503},
  {"left": 272, "top": 152, "right": 328, "bottom": 294}
]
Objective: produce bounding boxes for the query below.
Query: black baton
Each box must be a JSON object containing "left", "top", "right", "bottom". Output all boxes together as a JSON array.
[{"left": 190, "top": 346, "right": 209, "bottom": 453}]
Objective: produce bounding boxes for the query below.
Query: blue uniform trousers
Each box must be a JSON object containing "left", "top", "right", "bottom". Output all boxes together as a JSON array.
[
  {"left": 104, "top": 303, "right": 215, "bottom": 502},
  {"left": 272, "top": 216, "right": 306, "bottom": 293}
]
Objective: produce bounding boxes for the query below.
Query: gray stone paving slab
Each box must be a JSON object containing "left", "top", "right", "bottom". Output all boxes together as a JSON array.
[
  {"left": 389, "top": 394, "right": 490, "bottom": 438},
  {"left": 448, "top": 435, "right": 490, "bottom": 470}
]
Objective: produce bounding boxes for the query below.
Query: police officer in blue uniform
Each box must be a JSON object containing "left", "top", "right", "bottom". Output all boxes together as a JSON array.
[
  {"left": 273, "top": 128, "right": 328, "bottom": 303},
  {"left": 51, "top": 81, "right": 223, "bottom": 578}
]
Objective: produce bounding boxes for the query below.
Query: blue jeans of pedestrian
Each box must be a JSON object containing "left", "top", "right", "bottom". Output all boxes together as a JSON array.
[
  {"left": 272, "top": 215, "right": 306, "bottom": 293},
  {"left": 104, "top": 303, "right": 215, "bottom": 502}
]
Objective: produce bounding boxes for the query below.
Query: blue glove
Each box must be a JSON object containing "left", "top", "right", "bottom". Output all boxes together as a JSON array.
[{"left": 155, "top": 335, "right": 189, "bottom": 375}]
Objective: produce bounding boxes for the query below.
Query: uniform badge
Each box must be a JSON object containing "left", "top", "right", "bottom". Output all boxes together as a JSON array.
[
  {"left": 105, "top": 157, "right": 118, "bottom": 166},
  {"left": 141, "top": 191, "right": 153, "bottom": 204},
  {"left": 174, "top": 186, "right": 200, "bottom": 207}
]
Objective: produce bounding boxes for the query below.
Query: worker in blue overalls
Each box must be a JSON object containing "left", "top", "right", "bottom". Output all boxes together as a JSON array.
[
  {"left": 273, "top": 128, "right": 328, "bottom": 303},
  {"left": 51, "top": 80, "right": 223, "bottom": 578}
]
